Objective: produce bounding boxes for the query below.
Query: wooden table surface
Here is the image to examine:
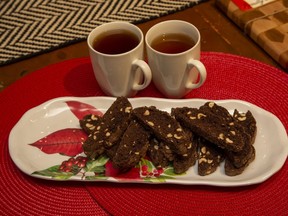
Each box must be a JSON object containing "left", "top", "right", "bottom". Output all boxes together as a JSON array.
[{"left": 0, "top": 0, "right": 282, "bottom": 92}]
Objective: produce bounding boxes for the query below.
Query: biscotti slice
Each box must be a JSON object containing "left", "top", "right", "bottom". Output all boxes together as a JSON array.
[
  {"left": 201, "top": 102, "right": 257, "bottom": 168},
  {"left": 105, "top": 143, "right": 119, "bottom": 160},
  {"left": 225, "top": 146, "right": 256, "bottom": 176},
  {"left": 201, "top": 102, "right": 257, "bottom": 145},
  {"left": 197, "top": 137, "right": 225, "bottom": 176},
  {"left": 160, "top": 141, "right": 175, "bottom": 162},
  {"left": 224, "top": 132, "right": 254, "bottom": 168},
  {"left": 199, "top": 102, "right": 251, "bottom": 146},
  {"left": 147, "top": 138, "right": 170, "bottom": 168},
  {"left": 199, "top": 101, "right": 249, "bottom": 152},
  {"left": 80, "top": 114, "right": 102, "bottom": 134},
  {"left": 233, "top": 109, "right": 257, "bottom": 144},
  {"left": 101, "top": 97, "right": 132, "bottom": 148},
  {"left": 82, "top": 129, "right": 106, "bottom": 159},
  {"left": 132, "top": 106, "right": 189, "bottom": 156},
  {"left": 173, "top": 129, "right": 198, "bottom": 174},
  {"left": 172, "top": 107, "right": 245, "bottom": 152},
  {"left": 112, "top": 120, "right": 150, "bottom": 171},
  {"left": 200, "top": 101, "right": 233, "bottom": 122},
  {"left": 223, "top": 109, "right": 257, "bottom": 168},
  {"left": 82, "top": 97, "right": 132, "bottom": 159}
]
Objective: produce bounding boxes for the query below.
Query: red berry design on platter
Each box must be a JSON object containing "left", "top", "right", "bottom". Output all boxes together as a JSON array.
[
  {"left": 140, "top": 164, "right": 164, "bottom": 178},
  {"left": 59, "top": 156, "right": 88, "bottom": 174}
]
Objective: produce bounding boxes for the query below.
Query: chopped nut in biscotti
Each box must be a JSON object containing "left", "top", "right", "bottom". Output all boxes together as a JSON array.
[
  {"left": 82, "top": 130, "right": 105, "bottom": 159},
  {"left": 80, "top": 114, "right": 102, "bottom": 134},
  {"left": 112, "top": 120, "right": 150, "bottom": 171},
  {"left": 197, "top": 113, "right": 206, "bottom": 119},
  {"left": 197, "top": 137, "right": 225, "bottom": 176},
  {"left": 132, "top": 106, "right": 189, "bottom": 156}
]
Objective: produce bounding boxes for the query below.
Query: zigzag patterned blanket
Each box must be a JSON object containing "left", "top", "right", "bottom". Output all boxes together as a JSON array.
[{"left": 0, "top": 0, "right": 203, "bottom": 65}]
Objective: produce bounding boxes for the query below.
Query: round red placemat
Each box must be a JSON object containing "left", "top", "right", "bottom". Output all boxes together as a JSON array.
[{"left": 0, "top": 52, "right": 287, "bottom": 215}]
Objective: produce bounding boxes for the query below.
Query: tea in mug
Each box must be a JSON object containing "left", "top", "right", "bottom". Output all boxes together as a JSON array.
[
  {"left": 151, "top": 33, "right": 195, "bottom": 54},
  {"left": 93, "top": 29, "right": 139, "bottom": 54}
]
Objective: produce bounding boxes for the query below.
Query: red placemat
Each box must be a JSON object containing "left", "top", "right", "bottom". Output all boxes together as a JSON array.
[{"left": 0, "top": 52, "right": 287, "bottom": 215}]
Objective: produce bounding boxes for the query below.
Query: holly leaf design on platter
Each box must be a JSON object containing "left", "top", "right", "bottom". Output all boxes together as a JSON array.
[
  {"left": 85, "top": 155, "right": 109, "bottom": 173},
  {"left": 163, "top": 167, "right": 186, "bottom": 176},
  {"left": 29, "top": 128, "right": 87, "bottom": 156},
  {"left": 66, "top": 101, "right": 103, "bottom": 120},
  {"left": 32, "top": 155, "right": 110, "bottom": 180},
  {"left": 32, "top": 165, "right": 74, "bottom": 180}
]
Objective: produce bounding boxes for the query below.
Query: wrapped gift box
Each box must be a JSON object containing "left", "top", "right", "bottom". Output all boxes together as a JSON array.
[{"left": 216, "top": 0, "right": 288, "bottom": 70}]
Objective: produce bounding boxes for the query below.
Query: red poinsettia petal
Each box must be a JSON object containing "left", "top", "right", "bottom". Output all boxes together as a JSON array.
[
  {"left": 66, "top": 101, "right": 103, "bottom": 120},
  {"left": 29, "top": 128, "right": 87, "bottom": 156}
]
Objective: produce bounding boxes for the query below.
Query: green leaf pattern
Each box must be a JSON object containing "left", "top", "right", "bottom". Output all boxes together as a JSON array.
[{"left": 32, "top": 156, "right": 184, "bottom": 182}]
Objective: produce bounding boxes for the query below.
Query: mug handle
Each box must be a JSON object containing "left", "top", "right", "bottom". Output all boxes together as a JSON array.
[
  {"left": 185, "top": 59, "right": 207, "bottom": 89},
  {"left": 132, "top": 59, "right": 152, "bottom": 91}
]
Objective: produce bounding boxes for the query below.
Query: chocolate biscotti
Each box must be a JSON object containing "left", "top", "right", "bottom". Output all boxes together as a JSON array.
[
  {"left": 172, "top": 101, "right": 257, "bottom": 176},
  {"left": 82, "top": 97, "right": 132, "bottom": 159},
  {"left": 172, "top": 106, "right": 246, "bottom": 152},
  {"left": 224, "top": 132, "right": 254, "bottom": 168},
  {"left": 101, "top": 96, "right": 132, "bottom": 148},
  {"left": 147, "top": 138, "right": 172, "bottom": 168},
  {"left": 80, "top": 98, "right": 257, "bottom": 177},
  {"left": 132, "top": 106, "right": 190, "bottom": 156},
  {"left": 225, "top": 146, "right": 256, "bottom": 176},
  {"left": 233, "top": 109, "right": 257, "bottom": 144},
  {"left": 173, "top": 128, "right": 198, "bottom": 174},
  {"left": 197, "top": 137, "right": 225, "bottom": 176},
  {"left": 199, "top": 102, "right": 256, "bottom": 170},
  {"left": 224, "top": 109, "right": 257, "bottom": 176},
  {"left": 112, "top": 120, "right": 150, "bottom": 171},
  {"left": 200, "top": 101, "right": 232, "bottom": 122},
  {"left": 82, "top": 130, "right": 106, "bottom": 160},
  {"left": 80, "top": 114, "right": 102, "bottom": 134}
]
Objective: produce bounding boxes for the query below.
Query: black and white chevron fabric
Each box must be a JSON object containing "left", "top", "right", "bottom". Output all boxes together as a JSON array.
[{"left": 0, "top": 0, "right": 203, "bottom": 65}]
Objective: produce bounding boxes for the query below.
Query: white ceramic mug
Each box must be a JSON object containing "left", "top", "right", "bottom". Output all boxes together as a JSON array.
[
  {"left": 87, "top": 21, "right": 152, "bottom": 97},
  {"left": 145, "top": 20, "right": 207, "bottom": 98}
]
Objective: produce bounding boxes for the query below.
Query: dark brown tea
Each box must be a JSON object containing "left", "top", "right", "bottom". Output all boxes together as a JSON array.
[
  {"left": 151, "top": 33, "right": 195, "bottom": 54},
  {"left": 93, "top": 29, "right": 139, "bottom": 54}
]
